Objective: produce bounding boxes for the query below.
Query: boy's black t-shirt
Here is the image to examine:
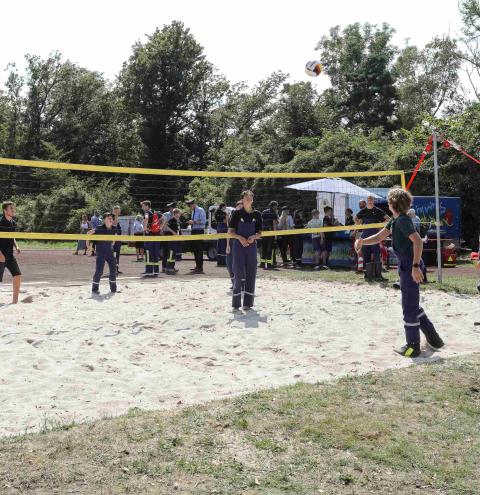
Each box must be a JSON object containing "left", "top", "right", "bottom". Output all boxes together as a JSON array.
[
  {"left": 214, "top": 209, "right": 227, "bottom": 224},
  {"left": 229, "top": 208, "right": 263, "bottom": 233},
  {"left": 323, "top": 215, "right": 335, "bottom": 240},
  {"left": 166, "top": 217, "right": 180, "bottom": 235},
  {"left": 0, "top": 216, "right": 16, "bottom": 259},
  {"left": 386, "top": 214, "right": 416, "bottom": 257},
  {"left": 261, "top": 208, "right": 279, "bottom": 231}
]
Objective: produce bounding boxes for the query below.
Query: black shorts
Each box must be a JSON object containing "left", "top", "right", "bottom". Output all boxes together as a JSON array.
[
  {"left": 0, "top": 257, "right": 21, "bottom": 281},
  {"left": 324, "top": 239, "right": 333, "bottom": 253}
]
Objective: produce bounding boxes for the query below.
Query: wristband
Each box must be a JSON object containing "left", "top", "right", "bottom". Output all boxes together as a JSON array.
[{"left": 413, "top": 263, "right": 420, "bottom": 268}]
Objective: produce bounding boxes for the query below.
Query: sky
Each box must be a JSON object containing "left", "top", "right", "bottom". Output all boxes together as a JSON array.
[{"left": 0, "top": 0, "right": 464, "bottom": 91}]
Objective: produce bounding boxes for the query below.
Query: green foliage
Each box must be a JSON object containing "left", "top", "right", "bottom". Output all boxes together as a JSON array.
[{"left": 317, "top": 23, "right": 398, "bottom": 129}]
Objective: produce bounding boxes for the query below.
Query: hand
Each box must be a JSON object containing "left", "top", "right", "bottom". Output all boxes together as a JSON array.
[
  {"left": 226, "top": 244, "right": 231, "bottom": 255},
  {"left": 15, "top": 247, "right": 21, "bottom": 255},
  {"left": 247, "top": 235, "right": 256, "bottom": 244},
  {"left": 412, "top": 266, "right": 424, "bottom": 284},
  {"left": 187, "top": 220, "right": 194, "bottom": 226},
  {"left": 355, "top": 239, "right": 363, "bottom": 253},
  {"left": 0, "top": 253, "right": 5, "bottom": 263},
  {"left": 239, "top": 236, "right": 250, "bottom": 247}
]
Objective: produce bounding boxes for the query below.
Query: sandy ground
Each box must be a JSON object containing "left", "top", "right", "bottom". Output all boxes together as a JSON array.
[{"left": 1, "top": 277, "right": 479, "bottom": 437}]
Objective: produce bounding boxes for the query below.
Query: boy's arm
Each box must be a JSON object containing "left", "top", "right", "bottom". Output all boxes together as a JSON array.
[
  {"left": 14, "top": 239, "right": 20, "bottom": 254},
  {"left": 228, "top": 228, "right": 249, "bottom": 246},
  {"left": 409, "top": 232, "right": 425, "bottom": 283},
  {"left": 355, "top": 227, "right": 390, "bottom": 250}
]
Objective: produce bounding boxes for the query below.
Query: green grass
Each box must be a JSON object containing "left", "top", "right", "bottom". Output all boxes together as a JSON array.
[
  {"left": 1, "top": 355, "right": 479, "bottom": 494},
  {"left": 17, "top": 240, "right": 77, "bottom": 250},
  {"left": 262, "top": 263, "right": 480, "bottom": 295}
]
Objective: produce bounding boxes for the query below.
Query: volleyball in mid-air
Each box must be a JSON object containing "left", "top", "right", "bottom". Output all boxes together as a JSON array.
[{"left": 305, "top": 60, "right": 324, "bottom": 77}]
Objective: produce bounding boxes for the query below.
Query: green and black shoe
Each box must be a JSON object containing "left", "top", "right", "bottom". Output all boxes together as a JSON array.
[{"left": 394, "top": 343, "right": 421, "bottom": 358}]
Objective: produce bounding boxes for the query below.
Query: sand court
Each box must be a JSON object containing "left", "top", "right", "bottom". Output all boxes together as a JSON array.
[{"left": 1, "top": 277, "right": 479, "bottom": 436}]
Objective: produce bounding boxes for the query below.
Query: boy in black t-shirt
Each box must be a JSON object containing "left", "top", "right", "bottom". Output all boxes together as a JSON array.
[
  {"left": 0, "top": 201, "right": 22, "bottom": 304},
  {"left": 320, "top": 206, "right": 337, "bottom": 269},
  {"left": 356, "top": 188, "right": 444, "bottom": 358}
]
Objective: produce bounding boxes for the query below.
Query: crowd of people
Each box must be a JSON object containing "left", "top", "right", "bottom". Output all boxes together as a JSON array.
[{"left": 0, "top": 190, "right": 447, "bottom": 358}]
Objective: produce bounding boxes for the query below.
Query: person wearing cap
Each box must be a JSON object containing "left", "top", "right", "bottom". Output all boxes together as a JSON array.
[
  {"left": 186, "top": 199, "right": 207, "bottom": 274},
  {"left": 260, "top": 200, "right": 279, "bottom": 269},
  {"left": 163, "top": 202, "right": 176, "bottom": 222},
  {"left": 215, "top": 203, "right": 228, "bottom": 267}
]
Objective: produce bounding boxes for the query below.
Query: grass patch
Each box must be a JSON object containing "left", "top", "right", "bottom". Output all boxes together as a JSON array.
[{"left": 1, "top": 355, "right": 479, "bottom": 494}]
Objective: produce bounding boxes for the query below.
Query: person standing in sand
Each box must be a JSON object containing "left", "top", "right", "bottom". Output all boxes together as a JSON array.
[
  {"left": 0, "top": 201, "right": 22, "bottom": 304},
  {"left": 355, "top": 187, "right": 444, "bottom": 358},
  {"left": 228, "top": 190, "right": 262, "bottom": 311}
]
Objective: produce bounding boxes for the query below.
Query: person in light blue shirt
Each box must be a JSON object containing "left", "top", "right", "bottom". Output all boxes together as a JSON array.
[
  {"left": 408, "top": 209, "right": 421, "bottom": 233},
  {"left": 186, "top": 199, "right": 207, "bottom": 273},
  {"left": 163, "top": 202, "right": 176, "bottom": 222},
  {"left": 89, "top": 211, "right": 101, "bottom": 256}
]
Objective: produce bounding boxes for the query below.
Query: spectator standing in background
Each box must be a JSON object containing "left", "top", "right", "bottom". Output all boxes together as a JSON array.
[
  {"left": 89, "top": 211, "right": 101, "bottom": 256},
  {"left": 186, "top": 199, "right": 206, "bottom": 274},
  {"left": 133, "top": 214, "right": 144, "bottom": 261},
  {"left": 260, "top": 201, "right": 279, "bottom": 270},
  {"left": 163, "top": 202, "right": 176, "bottom": 222},
  {"left": 277, "top": 206, "right": 294, "bottom": 266},
  {"left": 215, "top": 203, "right": 228, "bottom": 267},
  {"left": 74, "top": 215, "right": 90, "bottom": 255}
]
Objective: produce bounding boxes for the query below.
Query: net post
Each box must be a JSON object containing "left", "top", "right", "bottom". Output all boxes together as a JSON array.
[
  {"left": 433, "top": 132, "right": 443, "bottom": 284},
  {"left": 400, "top": 172, "right": 406, "bottom": 190}
]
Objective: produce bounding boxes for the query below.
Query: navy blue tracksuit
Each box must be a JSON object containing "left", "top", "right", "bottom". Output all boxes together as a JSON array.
[
  {"left": 113, "top": 223, "right": 122, "bottom": 271},
  {"left": 389, "top": 215, "right": 439, "bottom": 346},
  {"left": 92, "top": 226, "right": 117, "bottom": 293},
  {"left": 229, "top": 208, "right": 262, "bottom": 309}
]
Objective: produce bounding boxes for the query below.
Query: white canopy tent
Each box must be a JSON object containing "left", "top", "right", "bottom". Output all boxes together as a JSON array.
[{"left": 285, "top": 178, "right": 382, "bottom": 224}]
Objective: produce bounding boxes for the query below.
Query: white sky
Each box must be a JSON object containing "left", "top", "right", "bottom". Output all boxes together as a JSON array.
[{"left": 0, "top": 0, "right": 463, "bottom": 91}]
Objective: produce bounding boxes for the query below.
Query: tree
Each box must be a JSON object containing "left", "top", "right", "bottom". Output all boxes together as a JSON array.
[
  {"left": 459, "top": 0, "right": 480, "bottom": 99},
  {"left": 118, "top": 21, "right": 213, "bottom": 167},
  {"left": 395, "top": 37, "right": 462, "bottom": 129},
  {"left": 317, "top": 23, "right": 398, "bottom": 129}
]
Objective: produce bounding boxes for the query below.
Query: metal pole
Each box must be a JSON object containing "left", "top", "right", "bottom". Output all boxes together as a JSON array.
[{"left": 433, "top": 132, "right": 443, "bottom": 283}]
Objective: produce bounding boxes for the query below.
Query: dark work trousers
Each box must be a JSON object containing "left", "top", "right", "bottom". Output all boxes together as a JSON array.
[
  {"left": 216, "top": 222, "right": 228, "bottom": 266},
  {"left": 397, "top": 251, "right": 438, "bottom": 345},
  {"left": 362, "top": 242, "right": 381, "bottom": 263},
  {"left": 227, "top": 240, "right": 245, "bottom": 290},
  {"left": 232, "top": 222, "right": 257, "bottom": 308},
  {"left": 260, "top": 231, "right": 274, "bottom": 267},
  {"left": 292, "top": 234, "right": 304, "bottom": 264},
  {"left": 92, "top": 250, "right": 117, "bottom": 292},
  {"left": 191, "top": 228, "right": 204, "bottom": 270},
  {"left": 145, "top": 235, "right": 161, "bottom": 275},
  {"left": 166, "top": 241, "right": 180, "bottom": 272},
  {"left": 114, "top": 242, "right": 121, "bottom": 270},
  {"left": 279, "top": 235, "right": 291, "bottom": 263}
]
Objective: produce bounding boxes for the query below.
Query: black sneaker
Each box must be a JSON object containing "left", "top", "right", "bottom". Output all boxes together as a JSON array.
[
  {"left": 394, "top": 343, "right": 421, "bottom": 358},
  {"left": 92, "top": 289, "right": 100, "bottom": 295},
  {"left": 426, "top": 335, "right": 444, "bottom": 351}
]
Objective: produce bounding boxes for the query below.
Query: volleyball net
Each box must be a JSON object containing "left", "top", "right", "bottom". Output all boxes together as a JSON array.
[{"left": 0, "top": 157, "right": 405, "bottom": 242}]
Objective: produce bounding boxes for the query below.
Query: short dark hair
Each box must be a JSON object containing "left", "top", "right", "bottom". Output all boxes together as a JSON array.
[
  {"left": 103, "top": 212, "right": 114, "bottom": 220},
  {"left": 141, "top": 200, "right": 151, "bottom": 208},
  {"left": 2, "top": 201, "right": 14, "bottom": 212},
  {"left": 269, "top": 200, "right": 278, "bottom": 208},
  {"left": 324, "top": 206, "right": 332, "bottom": 213},
  {"left": 346, "top": 208, "right": 353, "bottom": 214}
]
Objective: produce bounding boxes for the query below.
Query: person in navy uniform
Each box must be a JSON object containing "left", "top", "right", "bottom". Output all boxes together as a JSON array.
[
  {"left": 0, "top": 201, "right": 22, "bottom": 304},
  {"left": 186, "top": 199, "right": 207, "bottom": 274},
  {"left": 228, "top": 190, "right": 262, "bottom": 311},
  {"left": 260, "top": 201, "right": 278, "bottom": 269},
  {"left": 112, "top": 205, "right": 122, "bottom": 274},
  {"left": 163, "top": 208, "right": 182, "bottom": 274},
  {"left": 355, "top": 187, "right": 444, "bottom": 358},
  {"left": 215, "top": 203, "right": 228, "bottom": 267},
  {"left": 355, "top": 195, "right": 390, "bottom": 281},
  {"left": 88, "top": 212, "right": 117, "bottom": 294}
]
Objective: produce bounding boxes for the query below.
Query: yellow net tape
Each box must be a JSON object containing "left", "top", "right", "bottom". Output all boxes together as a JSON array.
[{"left": 0, "top": 157, "right": 402, "bottom": 241}]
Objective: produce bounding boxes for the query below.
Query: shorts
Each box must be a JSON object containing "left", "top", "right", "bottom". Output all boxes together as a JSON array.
[
  {"left": 312, "top": 237, "right": 322, "bottom": 252},
  {"left": 0, "top": 257, "right": 21, "bottom": 281},
  {"left": 323, "top": 239, "right": 333, "bottom": 253},
  {"left": 134, "top": 233, "right": 144, "bottom": 249}
]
